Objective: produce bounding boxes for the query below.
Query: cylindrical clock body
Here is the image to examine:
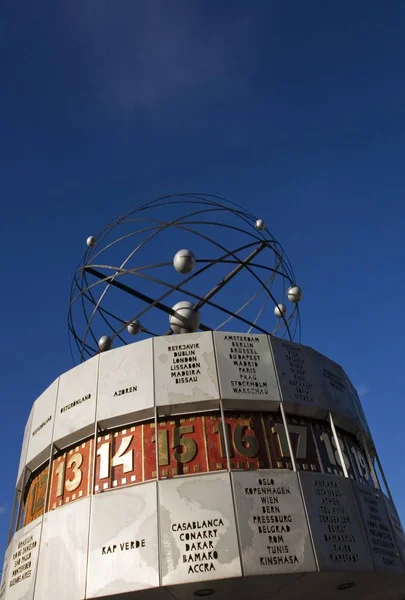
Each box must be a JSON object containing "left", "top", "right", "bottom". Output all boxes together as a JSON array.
[{"left": 1, "top": 332, "right": 404, "bottom": 600}]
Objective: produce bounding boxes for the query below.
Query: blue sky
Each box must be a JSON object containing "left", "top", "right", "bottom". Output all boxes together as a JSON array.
[{"left": 1, "top": 0, "right": 405, "bottom": 560}]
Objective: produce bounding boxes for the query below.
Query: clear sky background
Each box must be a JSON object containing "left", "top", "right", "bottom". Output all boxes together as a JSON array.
[{"left": 1, "top": 0, "right": 404, "bottom": 562}]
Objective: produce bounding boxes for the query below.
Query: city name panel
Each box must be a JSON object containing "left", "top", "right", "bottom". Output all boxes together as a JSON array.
[{"left": 2, "top": 332, "right": 404, "bottom": 600}]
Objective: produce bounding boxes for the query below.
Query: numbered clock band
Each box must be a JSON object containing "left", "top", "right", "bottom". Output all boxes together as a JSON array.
[{"left": 22, "top": 411, "right": 376, "bottom": 526}]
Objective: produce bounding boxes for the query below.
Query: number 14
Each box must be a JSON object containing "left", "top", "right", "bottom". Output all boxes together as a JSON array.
[{"left": 97, "top": 436, "right": 134, "bottom": 479}]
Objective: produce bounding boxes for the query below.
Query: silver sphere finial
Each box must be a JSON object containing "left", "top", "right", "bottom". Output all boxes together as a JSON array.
[
  {"left": 169, "top": 301, "right": 200, "bottom": 334},
  {"left": 255, "top": 219, "right": 265, "bottom": 231},
  {"left": 86, "top": 236, "right": 96, "bottom": 248},
  {"left": 127, "top": 320, "right": 142, "bottom": 335},
  {"left": 274, "top": 303, "right": 287, "bottom": 318},
  {"left": 173, "top": 249, "right": 196, "bottom": 274},
  {"left": 287, "top": 286, "right": 302, "bottom": 303},
  {"left": 98, "top": 335, "right": 112, "bottom": 352}
]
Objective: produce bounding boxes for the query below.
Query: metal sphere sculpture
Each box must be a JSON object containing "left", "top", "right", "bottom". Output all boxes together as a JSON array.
[
  {"left": 69, "top": 194, "right": 302, "bottom": 363},
  {"left": 98, "top": 335, "right": 112, "bottom": 352},
  {"left": 274, "top": 303, "right": 287, "bottom": 318},
  {"left": 173, "top": 249, "right": 196, "bottom": 274},
  {"left": 169, "top": 300, "right": 201, "bottom": 334},
  {"left": 287, "top": 285, "right": 303, "bottom": 303},
  {"left": 126, "top": 319, "right": 142, "bottom": 335}
]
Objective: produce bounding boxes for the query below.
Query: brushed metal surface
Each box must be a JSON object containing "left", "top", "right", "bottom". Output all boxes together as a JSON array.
[
  {"left": 97, "top": 340, "right": 154, "bottom": 428},
  {"left": 384, "top": 495, "right": 405, "bottom": 567},
  {"left": 353, "top": 483, "right": 404, "bottom": 573},
  {"left": 271, "top": 339, "right": 360, "bottom": 434},
  {"left": 315, "top": 352, "right": 358, "bottom": 434},
  {"left": 299, "top": 472, "right": 374, "bottom": 571},
  {"left": 26, "top": 379, "right": 58, "bottom": 472},
  {"left": 53, "top": 355, "right": 99, "bottom": 449},
  {"left": 16, "top": 409, "right": 33, "bottom": 491},
  {"left": 154, "top": 332, "right": 219, "bottom": 415},
  {"left": 232, "top": 470, "right": 316, "bottom": 575},
  {"left": 87, "top": 483, "right": 159, "bottom": 597},
  {"left": 34, "top": 497, "right": 90, "bottom": 599},
  {"left": 0, "top": 544, "right": 12, "bottom": 599},
  {"left": 159, "top": 473, "right": 242, "bottom": 586},
  {"left": 270, "top": 338, "right": 329, "bottom": 420},
  {"left": 214, "top": 332, "right": 280, "bottom": 409},
  {"left": 5, "top": 517, "right": 42, "bottom": 600},
  {"left": 344, "top": 371, "right": 373, "bottom": 442}
]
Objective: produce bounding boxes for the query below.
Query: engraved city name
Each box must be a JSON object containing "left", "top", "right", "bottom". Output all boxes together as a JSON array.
[
  {"left": 9, "top": 535, "right": 37, "bottom": 587},
  {"left": 172, "top": 519, "right": 224, "bottom": 574},
  {"left": 113, "top": 386, "right": 137, "bottom": 397},
  {"left": 167, "top": 343, "right": 202, "bottom": 384},
  {"left": 323, "top": 368, "right": 346, "bottom": 393},
  {"left": 167, "top": 343, "right": 200, "bottom": 352},
  {"left": 312, "top": 478, "right": 361, "bottom": 565},
  {"left": 242, "top": 476, "right": 306, "bottom": 569},
  {"left": 280, "top": 342, "right": 315, "bottom": 403},
  {"left": 358, "top": 487, "right": 400, "bottom": 568},
  {"left": 32, "top": 415, "right": 52, "bottom": 436},
  {"left": 60, "top": 393, "right": 91, "bottom": 413},
  {"left": 101, "top": 539, "right": 146, "bottom": 554},
  {"left": 223, "top": 334, "right": 270, "bottom": 395}
]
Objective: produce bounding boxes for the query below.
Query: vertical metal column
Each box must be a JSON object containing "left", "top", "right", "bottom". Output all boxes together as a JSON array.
[{"left": 329, "top": 413, "right": 349, "bottom": 478}]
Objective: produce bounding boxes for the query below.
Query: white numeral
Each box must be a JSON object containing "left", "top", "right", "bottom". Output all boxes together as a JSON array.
[
  {"left": 97, "top": 443, "right": 110, "bottom": 479},
  {"left": 97, "top": 435, "right": 134, "bottom": 480},
  {"left": 320, "top": 432, "right": 350, "bottom": 470},
  {"left": 65, "top": 453, "right": 83, "bottom": 492},
  {"left": 112, "top": 436, "right": 133, "bottom": 473}
]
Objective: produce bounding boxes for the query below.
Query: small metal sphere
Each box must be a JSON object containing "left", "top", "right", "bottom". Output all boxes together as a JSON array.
[
  {"left": 86, "top": 236, "right": 96, "bottom": 248},
  {"left": 98, "top": 335, "right": 112, "bottom": 352},
  {"left": 274, "top": 303, "right": 287, "bottom": 318},
  {"left": 169, "top": 301, "right": 200, "bottom": 334},
  {"left": 255, "top": 219, "right": 265, "bottom": 231},
  {"left": 127, "top": 319, "right": 142, "bottom": 335},
  {"left": 287, "top": 286, "right": 302, "bottom": 303},
  {"left": 173, "top": 249, "right": 196, "bottom": 274}
]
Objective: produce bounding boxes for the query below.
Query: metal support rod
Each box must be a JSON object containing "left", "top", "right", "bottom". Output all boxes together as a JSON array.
[
  {"left": 154, "top": 338, "right": 164, "bottom": 587},
  {"left": 193, "top": 241, "right": 267, "bottom": 311},
  {"left": 329, "top": 413, "right": 349, "bottom": 478},
  {"left": 374, "top": 450, "right": 394, "bottom": 502},
  {"left": 83, "top": 264, "right": 277, "bottom": 342},
  {"left": 279, "top": 404, "right": 297, "bottom": 472},
  {"left": 83, "top": 358, "right": 102, "bottom": 596},
  {"left": 357, "top": 429, "right": 380, "bottom": 490},
  {"left": 15, "top": 487, "right": 24, "bottom": 532},
  {"left": 219, "top": 401, "right": 232, "bottom": 474},
  {"left": 7, "top": 493, "right": 18, "bottom": 543},
  {"left": 84, "top": 266, "right": 211, "bottom": 331}
]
